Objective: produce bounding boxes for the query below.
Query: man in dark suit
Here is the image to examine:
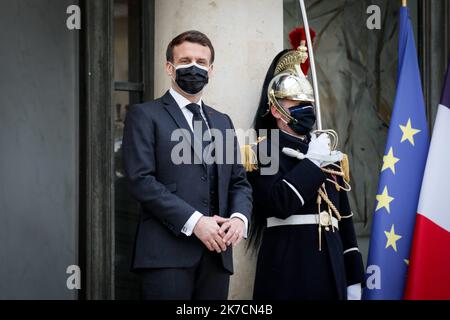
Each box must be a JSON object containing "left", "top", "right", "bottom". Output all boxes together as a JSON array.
[{"left": 122, "top": 30, "right": 252, "bottom": 300}]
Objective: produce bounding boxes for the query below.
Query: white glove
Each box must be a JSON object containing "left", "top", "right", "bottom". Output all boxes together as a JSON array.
[
  {"left": 282, "top": 133, "right": 343, "bottom": 167},
  {"left": 347, "top": 283, "right": 362, "bottom": 300},
  {"left": 320, "top": 150, "right": 344, "bottom": 167},
  {"left": 307, "top": 133, "right": 331, "bottom": 167}
]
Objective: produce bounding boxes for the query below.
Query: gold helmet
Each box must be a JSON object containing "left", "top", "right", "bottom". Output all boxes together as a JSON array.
[{"left": 268, "top": 28, "right": 316, "bottom": 121}]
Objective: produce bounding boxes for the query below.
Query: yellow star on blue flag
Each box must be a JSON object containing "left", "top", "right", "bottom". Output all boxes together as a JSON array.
[
  {"left": 384, "top": 225, "right": 402, "bottom": 252},
  {"left": 382, "top": 147, "right": 400, "bottom": 174},
  {"left": 400, "top": 119, "right": 421, "bottom": 146}
]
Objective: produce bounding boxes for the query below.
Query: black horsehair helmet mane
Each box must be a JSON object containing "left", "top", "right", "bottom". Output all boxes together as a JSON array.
[
  {"left": 247, "top": 49, "right": 289, "bottom": 252},
  {"left": 253, "top": 49, "right": 290, "bottom": 134}
]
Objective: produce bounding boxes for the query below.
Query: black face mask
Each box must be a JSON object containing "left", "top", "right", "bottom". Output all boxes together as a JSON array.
[
  {"left": 174, "top": 63, "right": 209, "bottom": 95},
  {"left": 287, "top": 104, "right": 316, "bottom": 135}
]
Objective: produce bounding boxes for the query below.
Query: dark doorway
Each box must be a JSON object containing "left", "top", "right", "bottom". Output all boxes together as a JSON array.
[
  {"left": 113, "top": 0, "right": 154, "bottom": 299},
  {"left": 80, "top": 0, "right": 153, "bottom": 299}
]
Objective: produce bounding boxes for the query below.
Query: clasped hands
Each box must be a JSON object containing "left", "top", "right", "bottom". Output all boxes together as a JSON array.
[{"left": 193, "top": 215, "right": 245, "bottom": 253}]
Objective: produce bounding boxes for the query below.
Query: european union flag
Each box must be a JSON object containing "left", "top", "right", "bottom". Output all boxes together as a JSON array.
[{"left": 364, "top": 6, "right": 430, "bottom": 300}]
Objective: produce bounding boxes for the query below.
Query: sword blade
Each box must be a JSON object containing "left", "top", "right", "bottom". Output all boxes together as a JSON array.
[{"left": 298, "top": 0, "right": 322, "bottom": 130}]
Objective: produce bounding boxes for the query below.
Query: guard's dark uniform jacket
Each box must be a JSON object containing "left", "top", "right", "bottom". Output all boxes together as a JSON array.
[{"left": 249, "top": 130, "right": 365, "bottom": 300}]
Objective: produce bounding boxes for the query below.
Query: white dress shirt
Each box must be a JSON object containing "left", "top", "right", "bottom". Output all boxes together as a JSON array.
[{"left": 169, "top": 88, "right": 248, "bottom": 238}]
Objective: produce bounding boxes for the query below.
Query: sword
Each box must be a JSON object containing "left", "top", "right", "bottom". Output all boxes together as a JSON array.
[
  {"left": 299, "top": 0, "right": 321, "bottom": 130},
  {"left": 298, "top": 0, "right": 338, "bottom": 150}
]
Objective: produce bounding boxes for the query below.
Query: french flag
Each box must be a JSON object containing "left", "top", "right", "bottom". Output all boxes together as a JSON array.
[{"left": 405, "top": 61, "right": 450, "bottom": 300}]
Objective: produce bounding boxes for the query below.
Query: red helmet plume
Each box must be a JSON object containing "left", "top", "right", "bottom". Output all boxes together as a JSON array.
[{"left": 288, "top": 27, "right": 316, "bottom": 75}]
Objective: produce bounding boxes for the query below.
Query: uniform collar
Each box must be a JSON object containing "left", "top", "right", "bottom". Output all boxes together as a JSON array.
[{"left": 279, "top": 129, "right": 310, "bottom": 154}]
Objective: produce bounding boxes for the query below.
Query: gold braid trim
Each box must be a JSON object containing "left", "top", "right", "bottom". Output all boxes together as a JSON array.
[
  {"left": 318, "top": 188, "right": 342, "bottom": 220},
  {"left": 321, "top": 168, "right": 345, "bottom": 177},
  {"left": 320, "top": 154, "right": 352, "bottom": 191},
  {"left": 320, "top": 154, "right": 350, "bottom": 181}
]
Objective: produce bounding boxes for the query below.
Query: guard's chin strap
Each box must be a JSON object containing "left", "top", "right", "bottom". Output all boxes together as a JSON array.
[
  {"left": 280, "top": 117, "right": 292, "bottom": 127},
  {"left": 269, "top": 90, "right": 298, "bottom": 125}
]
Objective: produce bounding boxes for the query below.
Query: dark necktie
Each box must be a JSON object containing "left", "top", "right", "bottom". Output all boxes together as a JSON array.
[
  {"left": 186, "top": 103, "right": 211, "bottom": 144},
  {"left": 186, "top": 104, "right": 218, "bottom": 215}
]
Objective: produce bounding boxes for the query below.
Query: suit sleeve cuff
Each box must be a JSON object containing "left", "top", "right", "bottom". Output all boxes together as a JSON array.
[
  {"left": 230, "top": 213, "right": 248, "bottom": 239},
  {"left": 181, "top": 211, "right": 203, "bottom": 236}
]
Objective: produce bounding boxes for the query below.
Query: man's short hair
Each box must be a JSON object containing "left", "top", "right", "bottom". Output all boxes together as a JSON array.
[{"left": 166, "top": 30, "right": 215, "bottom": 64}]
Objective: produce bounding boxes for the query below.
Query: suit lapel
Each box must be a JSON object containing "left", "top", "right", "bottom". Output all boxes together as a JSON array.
[
  {"left": 162, "top": 91, "right": 206, "bottom": 169},
  {"left": 201, "top": 102, "right": 218, "bottom": 130}
]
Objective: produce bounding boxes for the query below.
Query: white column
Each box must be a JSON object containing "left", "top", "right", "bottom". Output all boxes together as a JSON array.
[{"left": 154, "top": 0, "right": 283, "bottom": 299}]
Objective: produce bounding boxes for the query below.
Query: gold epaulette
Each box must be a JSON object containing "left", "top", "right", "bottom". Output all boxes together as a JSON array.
[
  {"left": 341, "top": 153, "right": 350, "bottom": 183},
  {"left": 240, "top": 136, "right": 267, "bottom": 172}
]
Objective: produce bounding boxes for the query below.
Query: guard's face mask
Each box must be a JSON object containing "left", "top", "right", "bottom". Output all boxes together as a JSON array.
[
  {"left": 171, "top": 62, "right": 210, "bottom": 95},
  {"left": 287, "top": 104, "right": 316, "bottom": 135}
]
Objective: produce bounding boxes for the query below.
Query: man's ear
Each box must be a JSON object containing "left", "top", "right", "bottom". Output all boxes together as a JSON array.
[
  {"left": 208, "top": 64, "right": 214, "bottom": 78},
  {"left": 165, "top": 61, "right": 174, "bottom": 77},
  {"left": 270, "top": 105, "right": 281, "bottom": 119}
]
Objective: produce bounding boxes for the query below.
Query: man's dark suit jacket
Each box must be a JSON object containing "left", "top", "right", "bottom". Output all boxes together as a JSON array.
[{"left": 122, "top": 91, "right": 252, "bottom": 273}]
